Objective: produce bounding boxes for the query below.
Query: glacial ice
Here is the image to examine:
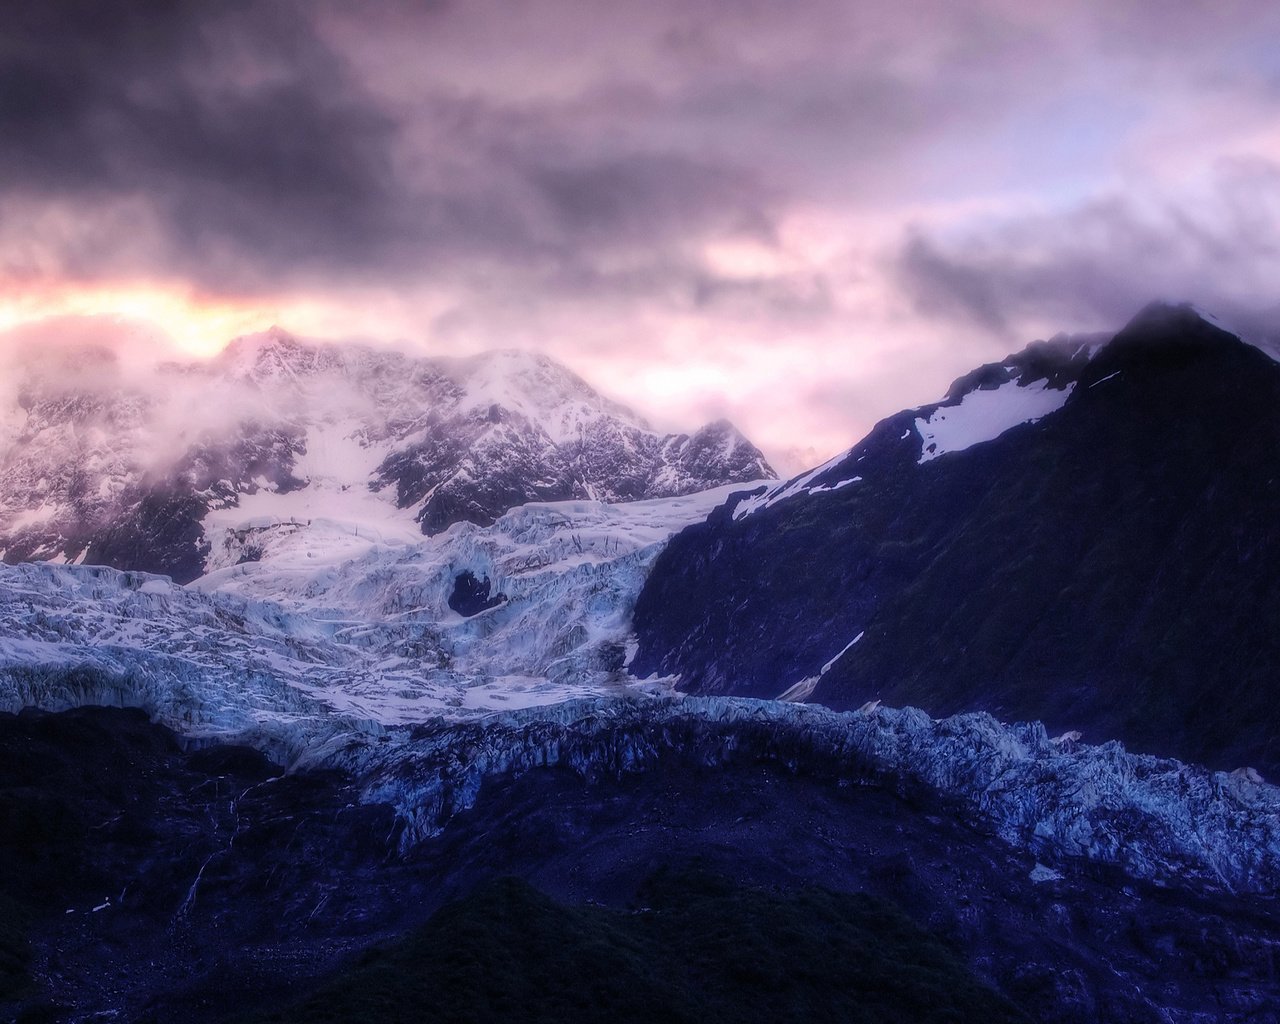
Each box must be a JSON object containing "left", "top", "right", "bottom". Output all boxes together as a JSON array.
[
  {"left": 349, "top": 696, "right": 1280, "bottom": 896},
  {"left": 0, "top": 483, "right": 755, "bottom": 751},
  {"left": 2, "top": 477, "right": 1278, "bottom": 901}
]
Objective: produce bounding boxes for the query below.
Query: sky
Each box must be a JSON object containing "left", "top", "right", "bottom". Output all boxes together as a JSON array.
[{"left": 3, "top": 0, "right": 1279, "bottom": 472}]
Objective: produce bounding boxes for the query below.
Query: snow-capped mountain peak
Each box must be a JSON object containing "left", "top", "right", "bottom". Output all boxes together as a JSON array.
[
  {"left": 443, "top": 348, "right": 652, "bottom": 443},
  {"left": 0, "top": 327, "right": 774, "bottom": 581},
  {"left": 215, "top": 326, "right": 319, "bottom": 375}
]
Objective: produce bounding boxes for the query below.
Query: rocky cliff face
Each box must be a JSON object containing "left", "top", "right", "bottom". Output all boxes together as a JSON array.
[{"left": 631, "top": 304, "right": 1280, "bottom": 775}]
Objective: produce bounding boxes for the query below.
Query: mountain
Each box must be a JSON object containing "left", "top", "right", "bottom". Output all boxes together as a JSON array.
[
  {"left": 631, "top": 303, "right": 1280, "bottom": 775},
  {"left": 0, "top": 328, "right": 772, "bottom": 583}
]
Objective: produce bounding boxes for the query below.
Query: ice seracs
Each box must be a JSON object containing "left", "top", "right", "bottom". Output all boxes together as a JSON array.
[
  {"left": 350, "top": 695, "right": 1280, "bottom": 896},
  {"left": 0, "top": 482, "right": 763, "bottom": 749}
]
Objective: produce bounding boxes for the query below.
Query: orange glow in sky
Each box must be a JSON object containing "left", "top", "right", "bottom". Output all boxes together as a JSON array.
[{"left": 0, "top": 279, "right": 289, "bottom": 357}]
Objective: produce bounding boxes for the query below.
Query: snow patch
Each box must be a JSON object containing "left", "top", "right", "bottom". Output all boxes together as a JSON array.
[
  {"left": 777, "top": 631, "right": 863, "bottom": 703},
  {"left": 821, "top": 632, "right": 863, "bottom": 674},
  {"left": 915, "top": 379, "right": 1074, "bottom": 464},
  {"left": 776, "top": 676, "right": 819, "bottom": 702}
]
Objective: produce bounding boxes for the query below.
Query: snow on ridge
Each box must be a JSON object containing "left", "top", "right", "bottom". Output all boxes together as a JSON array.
[
  {"left": 915, "top": 378, "right": 1074, "bottom": 464},
  {"left": 1190, "top": 303, "right": 1280, "bottom": 364},
  {"left": 200, "top": 417, "right": 421, "bottom": 574},
  {"left": 732, "top": 448, "right": 843, "bottom": 519},
  {"left": 1190, "top": 304, "right": 1249, "bottom": 343}
]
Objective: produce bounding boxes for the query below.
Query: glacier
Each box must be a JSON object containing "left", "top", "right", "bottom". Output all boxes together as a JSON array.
[
  {"left": 5, "top": 529, "right": 1279, "bottom": 899},
  {"left": 3, "top": 470, "right": 1280, "bottom": 899},
  {"left": 347, "top": 696, "right": 1280, "bottom": 895},
  {"left": 0, "top": 482, "right": 761, "bottom": 756}
]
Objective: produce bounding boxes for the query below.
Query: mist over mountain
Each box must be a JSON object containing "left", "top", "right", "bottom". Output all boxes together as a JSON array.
[{"left": 0, "top": 327, "right": 773, "bottom": 582}]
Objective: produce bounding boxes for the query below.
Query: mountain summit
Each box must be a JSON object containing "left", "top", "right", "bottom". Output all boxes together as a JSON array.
[{"left": 0, "top": 330, "right": 773, "bottom": 582}]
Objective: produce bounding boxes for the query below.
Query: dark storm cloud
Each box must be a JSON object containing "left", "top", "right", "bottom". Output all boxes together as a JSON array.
[
  {"left": 5, "top": 0, "right": 1280, "bottom": 467},
  {"left": 0, "top": 1, "right": 409, "bottom": 281},
  {"left": 530, "top": 154, "right": 772, "bottom": 246},
  {"left": 0, "top": 0, "right": 788, "bottom": 294},
  {"left": 0, "top": 0, "right": 1123, "bottom": 304},
  {"left": 10, "top": 0, "right": 1275, "bottom": 304}
]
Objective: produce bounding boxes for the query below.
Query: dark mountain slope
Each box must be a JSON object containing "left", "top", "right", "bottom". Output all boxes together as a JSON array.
[{"left": 631, "top": 304, "right": 1280, "bottom": 774}]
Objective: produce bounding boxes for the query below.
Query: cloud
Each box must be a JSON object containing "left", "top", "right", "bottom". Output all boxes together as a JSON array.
[
  {"left": 0, "top": 314, "right": 389, "bottom": 476},
  {"left": 5, "top": 1, "right": 1280, "bottom": 466},
  {"left": 8, "top": 0, "right": 1280, "bottom": 305},
  {"left": 893, "top": 158, "right": 1280, "bottom": 343},
  {"left": 0, "top": 1, "right": 404, "bottom": 287},
  {"left": 0, "top": 315, "right": 172, "bottom": 382},
  {"left": 0, "top": 0, "right": 789, "bottom": 297}
]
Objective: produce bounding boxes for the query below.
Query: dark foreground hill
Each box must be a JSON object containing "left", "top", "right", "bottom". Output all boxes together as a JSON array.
[
  {"left": 3, "top": 705, "right": 1279, "bottom": 1023},
  {"left": 631, "top": 303, "right": 1280, "bottom": 775},
  {"left": 255, "top": 875, "right": 1026, "bottom": 1024}
]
